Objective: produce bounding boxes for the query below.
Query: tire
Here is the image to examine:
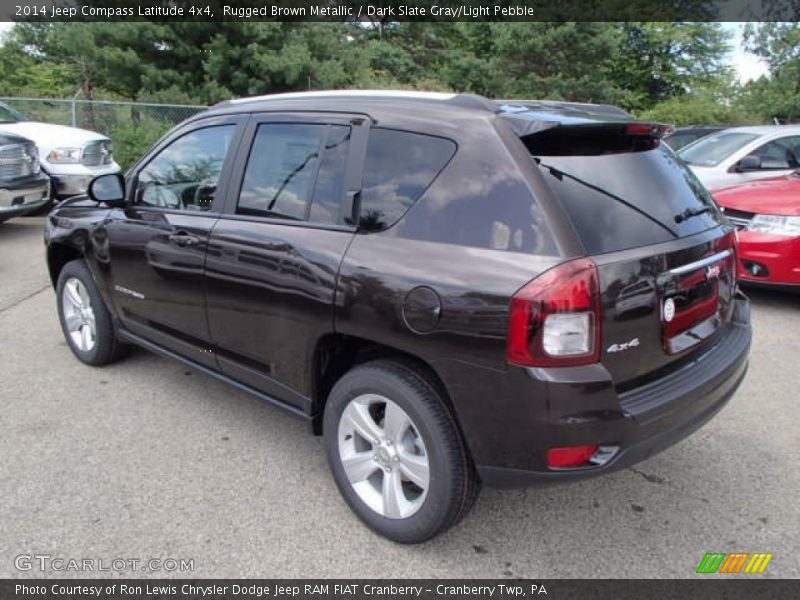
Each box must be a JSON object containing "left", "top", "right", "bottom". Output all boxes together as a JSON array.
[
  {"left": 56, "top": 259, "right": 128, "bottom": 366},
  {"left": 323, "top": 360, "right": 480, "bottom": 543}
]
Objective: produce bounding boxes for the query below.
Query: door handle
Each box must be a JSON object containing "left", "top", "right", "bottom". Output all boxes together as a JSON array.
[{"left": 168, "top": 232, "right": 200, "bottom": 247}]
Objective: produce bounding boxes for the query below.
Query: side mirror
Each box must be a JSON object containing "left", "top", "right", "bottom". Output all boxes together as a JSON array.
[
  {"left": 734, "top": 155, "right": 762, "bottom": 172},
  {"left": 87, "top": 173, "right": 126, "bottom": 206}
]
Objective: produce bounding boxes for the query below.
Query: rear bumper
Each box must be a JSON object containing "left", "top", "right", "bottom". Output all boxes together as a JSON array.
[{"left": 435, "top": 293, "right": 752, "bottom": 488}]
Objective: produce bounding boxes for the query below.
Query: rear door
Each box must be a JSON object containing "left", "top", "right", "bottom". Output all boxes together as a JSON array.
[
  {"left": 204, "top": 112, "right": 368, "bottom": 410},
  {"left": 521, "top": 123, "right": 737, "bottom": 388}
]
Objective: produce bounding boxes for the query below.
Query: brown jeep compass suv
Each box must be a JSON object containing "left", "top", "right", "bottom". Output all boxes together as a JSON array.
[{"left": 44, "top": 91, "right": 751, "bottom": 543}]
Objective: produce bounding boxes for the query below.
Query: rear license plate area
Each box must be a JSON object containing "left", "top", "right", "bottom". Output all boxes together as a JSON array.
[{"left": 662, "top": 265, "right": 723, "bottom": 355}]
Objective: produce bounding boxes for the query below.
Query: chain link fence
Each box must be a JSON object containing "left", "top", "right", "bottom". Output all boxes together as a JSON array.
[{"left": 0, "top": 97, "right": 207, "bottom": 169}]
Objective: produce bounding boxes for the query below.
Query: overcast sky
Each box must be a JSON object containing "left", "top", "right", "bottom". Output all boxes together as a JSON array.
[
  {"left": 722, "top": 22, "right": 769, "bottom": 81},
  {"left": 0, "top": 21, "right": 771, "bottom": 84}
]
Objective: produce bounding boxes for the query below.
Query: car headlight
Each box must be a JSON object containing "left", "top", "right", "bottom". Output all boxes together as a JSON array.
[
  {"left": 747, "top": 214, "right": 800, "bottom": 237},
  {"left": 46, "top": 147, "right": 82, "bottom": 164},
  {"left": 28, "top": 145, "right": 40, "bottom": 175}
]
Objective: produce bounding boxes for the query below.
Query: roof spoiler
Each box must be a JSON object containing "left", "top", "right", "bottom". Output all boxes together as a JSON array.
[
  {"left": 495, "top": 99, "right": 632, "bottom": 118},
  {"left": 500, "top": 108, "right": 673, "bottom": 139}
]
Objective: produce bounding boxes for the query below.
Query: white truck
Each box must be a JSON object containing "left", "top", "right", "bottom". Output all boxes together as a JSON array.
[{"left": 0, "top": 101, "right": 120, "bottom": 201}]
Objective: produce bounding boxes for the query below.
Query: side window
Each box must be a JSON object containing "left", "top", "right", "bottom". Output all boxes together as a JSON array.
[
  {"left": 136, "top": 125, "right": 235, "bottom": 211},
  {"left": 751, "top": 136, "right": 800, "bottom": 170},
  {"left": 359, "top": 128, "right": 456, "bottom": 232},
  {"left": 238, "top": 123, "right": 323, "bottom": 220},
  {"left": 236, "top": 123, "right": 323, "bottom": 221},
  {"left": 238, "top": 123, "right": 351, "bottom": 224}
]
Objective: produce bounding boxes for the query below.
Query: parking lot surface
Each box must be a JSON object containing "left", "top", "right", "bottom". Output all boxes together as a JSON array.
[{"left": 1, "top": 216, "right": 798, "bottom": 578}]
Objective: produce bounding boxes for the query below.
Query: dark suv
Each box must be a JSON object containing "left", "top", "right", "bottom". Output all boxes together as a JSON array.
[{"left": 44, "top": 91, "right": 751, "bottom": 543}]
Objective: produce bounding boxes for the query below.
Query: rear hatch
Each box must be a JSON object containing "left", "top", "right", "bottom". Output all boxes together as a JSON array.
[{"left": 512, "top": 117, "right": 737, "bottom": 388}]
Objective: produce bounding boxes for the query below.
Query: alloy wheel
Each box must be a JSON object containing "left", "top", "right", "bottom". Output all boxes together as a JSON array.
[
  {"left": 61, "top": 277, "right": 96, "bottom": 352},
  {"left": 337, "top": 394, "right": 430, "bottom": 519}
]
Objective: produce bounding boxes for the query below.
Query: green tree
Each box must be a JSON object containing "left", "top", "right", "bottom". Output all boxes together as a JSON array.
[
  {"left": 489, "top": 22, "right": 626, "bottom": 103},
  {"left": 639, "top": 83, "right": 756, "bottom": 126},
  {"left": 740, "top": 23, "right": 800, "bottom": 122},
  {"left": 610, "top": 22, "right": 733, "bottom": 111},
  {"left": 0, "top": 42, "right": 78, "bottom": 97}
]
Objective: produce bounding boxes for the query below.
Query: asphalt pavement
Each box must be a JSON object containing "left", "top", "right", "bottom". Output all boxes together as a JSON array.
[{"left": 1, "top": 216, "right": 798, "bottom": 578}]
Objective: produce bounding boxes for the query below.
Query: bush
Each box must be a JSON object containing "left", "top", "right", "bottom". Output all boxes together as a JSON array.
[
  {"left": 638, "top": 91, "right": 761, "bottom": 126},
  {"left": 108, "top": 120, "right": 172, "bottom": 171}
]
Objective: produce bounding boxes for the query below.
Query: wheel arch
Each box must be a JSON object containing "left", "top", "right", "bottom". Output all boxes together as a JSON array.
[
  {"left": 47, "top": 242, "right": 84, "bottom": 288},
  {"left": 310, "top": 333, "right": 458, "bottom": 437}
]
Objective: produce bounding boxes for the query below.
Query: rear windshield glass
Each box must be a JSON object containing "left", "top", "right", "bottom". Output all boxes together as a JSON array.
[
  {"left": 524, "top": 127, "right": 725, "bottom": 254},
  {"left": 678, "top": 132, "right": 759, "bottom": 166}
]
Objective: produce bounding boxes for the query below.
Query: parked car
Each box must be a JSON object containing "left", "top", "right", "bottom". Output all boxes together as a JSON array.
[
  {"left": 714, "top": 171, "right": 800, "bottom": 288},
  {"left": 679, "top": 125, "right": 800, "bottom": 190},
  {"left": 44, "top": 91, "right": 751, "bottom": 543},
  {"left": 0, "top": 130, "right": 50, "bottom": 222},
  {"left": 0, "top": 101, "right": 120, "bottom": 202},
  {"left": 664, "top": 126, "right": 725, "bottom": 151}
]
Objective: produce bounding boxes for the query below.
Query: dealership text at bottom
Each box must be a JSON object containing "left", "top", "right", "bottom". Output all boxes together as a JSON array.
[{"left": 15, "top": 584, "right": 549, "bottom": 597}]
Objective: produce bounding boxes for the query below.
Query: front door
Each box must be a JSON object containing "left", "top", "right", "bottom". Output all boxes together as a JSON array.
[
  {"left": 104, "top": 116, "right": 244, "bottom": 366},
  {"left": 737, "top": 134, "right": 800, "bottom": 184},
  {"left": 204, "top": 113, "right": 367, "bottom": 410}
]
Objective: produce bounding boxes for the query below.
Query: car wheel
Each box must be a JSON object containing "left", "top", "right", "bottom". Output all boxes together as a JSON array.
[
  {"left": 323, "top": 360, "right": 479, "bottom": 543},
  {"left": 56, "top": 259, "right": 128, "bottom": 366}
]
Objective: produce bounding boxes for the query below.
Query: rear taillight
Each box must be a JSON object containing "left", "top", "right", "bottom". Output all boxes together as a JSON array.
[{"left": 507, "top": 257, "right": 602, "bottom": 367}]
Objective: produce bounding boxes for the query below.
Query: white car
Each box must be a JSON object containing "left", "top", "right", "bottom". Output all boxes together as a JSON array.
[
  {"left": 679, "top": 125, "right": 800, "bottom": 191},
  {"left": 0, "top": 101, "right": 120, "bottom": 199}
]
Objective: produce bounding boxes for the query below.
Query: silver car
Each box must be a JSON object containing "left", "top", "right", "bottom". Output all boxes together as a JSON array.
[{"left": 679, "top": 125, "right": 800, "bottom": 191}]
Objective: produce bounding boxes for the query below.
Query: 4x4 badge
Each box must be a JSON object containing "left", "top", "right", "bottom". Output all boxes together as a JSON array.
[
  {"left": 663, "top": 297, "right": 676, "bottom": 322},
  {"left": 607, "top": 338, "right": 640, "bottom": 353}
]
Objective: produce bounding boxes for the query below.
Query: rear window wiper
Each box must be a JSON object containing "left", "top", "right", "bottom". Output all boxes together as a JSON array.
[
  {"left": 540, "top": 162, "right": 679, "bottom": 238},
  {"left": 674, "top": 206, "right": 713, "bottom": 223}
]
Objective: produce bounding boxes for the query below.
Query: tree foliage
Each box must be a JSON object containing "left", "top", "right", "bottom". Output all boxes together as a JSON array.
[
  {"left": 740, "top": 22, "right": 800, "bottom": 123},
  {"left": 1, "top": 20, "right": 798, "bottom": 126},
  {"left": 611, "top": 22, "right": 732, "bottom": 111}
]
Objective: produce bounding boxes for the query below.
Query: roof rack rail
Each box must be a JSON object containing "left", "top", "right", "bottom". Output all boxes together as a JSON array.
[{"left": 210, "top": 90, "right": 499, "bottom": 112}]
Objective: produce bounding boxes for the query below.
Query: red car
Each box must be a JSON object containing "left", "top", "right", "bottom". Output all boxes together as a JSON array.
[{"left": 713, "top": 172, "right": 800, "bottom": 288}]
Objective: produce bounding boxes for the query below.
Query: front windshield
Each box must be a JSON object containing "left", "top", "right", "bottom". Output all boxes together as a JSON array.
[
  {"left": 0, "top": 102, "right": 27, "bottom": 122},
  {"left": 679, "top": 132, "right": 759, "bottom": 167}
]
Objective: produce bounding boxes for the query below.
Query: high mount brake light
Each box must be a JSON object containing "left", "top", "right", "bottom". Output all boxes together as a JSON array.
[
  {"left": 507, "top": 258, "right": 602, "bottom": 367},
  {"left": 626, "top": 122, "right": 671, "bottom": 138}
]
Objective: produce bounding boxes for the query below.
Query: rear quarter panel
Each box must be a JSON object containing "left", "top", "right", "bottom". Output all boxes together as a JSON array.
[
  {"left": 336, "top": 236, "right": 559, "bottom": 370},
  {"left": 336, "top": 115, "right": 566, "bottom": 372}
]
